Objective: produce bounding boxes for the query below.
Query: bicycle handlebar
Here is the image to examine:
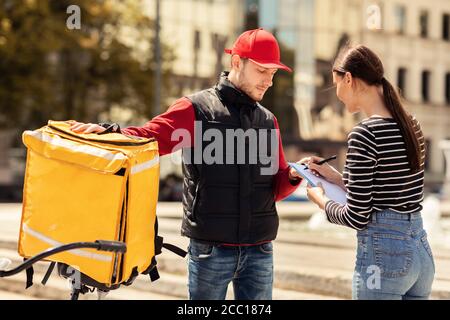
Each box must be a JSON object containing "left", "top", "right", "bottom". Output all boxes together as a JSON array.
[{"left": 0, "top": 240, "right": 126, "bottom": 277}]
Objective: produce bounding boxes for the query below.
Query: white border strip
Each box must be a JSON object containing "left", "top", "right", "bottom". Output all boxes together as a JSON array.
[
  {"left": 131, "top": 156, "right": 159, "bottom": 174},
  {"left": 22, "top": 224, "right": 112, "bottom": 262},
  {"left": 24, "top": 131, "right": 126, "bottom": 162}
]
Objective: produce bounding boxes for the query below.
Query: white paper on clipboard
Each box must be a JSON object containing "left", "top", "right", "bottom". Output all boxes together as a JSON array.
[{"left": 289, "top": 162, "right": 347, "bottom": 205}]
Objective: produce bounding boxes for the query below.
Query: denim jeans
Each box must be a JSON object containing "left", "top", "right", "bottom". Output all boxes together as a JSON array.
[
  {"left": 353, "top": 210, "right": 435, "bottom": 300},
  {"left": 187, "top": 239, "right": 274, "bottom": 300}
]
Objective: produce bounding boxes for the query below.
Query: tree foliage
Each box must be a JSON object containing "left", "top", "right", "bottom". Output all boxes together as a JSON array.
[{"left": 0, "top": 0, "right": 173, "bottom": 134}]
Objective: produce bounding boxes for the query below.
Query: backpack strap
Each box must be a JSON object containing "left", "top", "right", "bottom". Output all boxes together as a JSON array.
[
  {"left": 142, "top": 256, "right": 160, "bottom": 282},
  {"left": 155, "top": 235, "right": 187, "bottom": 258},
  {"left": 162, "top": 242, "right": 187, "bottom": 258},
  {"left": 148, "top": 257, "right": 160, "bottom": 282},
  {"left": 143, "top": 216, "right": 187, "bottom": 283},
  {"left": 143, "top": 236, "right": 187, "bottom": 283},
  {"left": 24, "top": 258, "right": 34, "bottom": 289},
  {"left": 41, "top": 261, "right": 56, "bottom": 286}
]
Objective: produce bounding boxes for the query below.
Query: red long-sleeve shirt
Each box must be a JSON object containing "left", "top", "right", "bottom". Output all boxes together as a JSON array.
[{"left": 122, "top": 97, "right": 300, "bottom": 201}]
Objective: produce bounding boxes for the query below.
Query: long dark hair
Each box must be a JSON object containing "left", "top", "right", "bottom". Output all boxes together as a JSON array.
[{"left": 333, "top": 45, "right": 424, "bottom": 173}]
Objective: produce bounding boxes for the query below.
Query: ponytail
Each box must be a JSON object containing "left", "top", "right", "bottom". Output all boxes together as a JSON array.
[
  {"left": 333, "top": 44, "right": 425, "bottom": 172},
  {"left": 381, "top": 77, "right": 424, "bottom": 173}
]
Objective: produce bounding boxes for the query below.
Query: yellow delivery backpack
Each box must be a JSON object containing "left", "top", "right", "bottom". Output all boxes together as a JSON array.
[{"left": 18, "top": 120, "right": 186, "bottom": 297}]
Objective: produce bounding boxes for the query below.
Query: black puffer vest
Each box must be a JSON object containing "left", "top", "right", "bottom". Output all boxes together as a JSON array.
[{"left": 181, "top": 72, "right": 279, "bottom": 244}]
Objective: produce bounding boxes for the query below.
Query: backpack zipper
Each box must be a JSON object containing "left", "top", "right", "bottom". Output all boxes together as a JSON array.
[{"left": 48, "top": 124, "right": 155, "bottom": 146}]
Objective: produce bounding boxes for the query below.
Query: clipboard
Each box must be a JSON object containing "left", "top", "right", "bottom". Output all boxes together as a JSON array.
[{"left": 289, "top": 162, "right": 347, "bottom": 205}]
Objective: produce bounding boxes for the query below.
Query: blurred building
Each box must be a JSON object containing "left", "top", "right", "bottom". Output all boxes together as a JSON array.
[
  {"left": 143, "top": 0, "right": 245, "bottom": 98},
  {"left": 2, "top": 0, "right": 449, "bottom": 200},
  {"left": 142, "top": 0, "right": 450, "bottom": 190},
  {"left": 244, "top": 0, "right": 450, "bottom": 190},
  {"left": 312, "top": 0, "right": 450, "bottom": 188},
  {"left": 142, "top": 0, "right": 246, "bottom": 182}
]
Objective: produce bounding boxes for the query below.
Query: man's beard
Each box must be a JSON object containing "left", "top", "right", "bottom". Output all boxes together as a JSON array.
[{"left": 237, "top": 73, "right": 263, "bottom": 102}]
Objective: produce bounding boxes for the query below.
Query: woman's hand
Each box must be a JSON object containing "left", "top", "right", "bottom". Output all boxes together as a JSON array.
[
  {"left": 306, "top": 183, "right": 327, "bottom": 210},
  {"left": 307, "top": 156, "right": 344, "bottom": 189}
]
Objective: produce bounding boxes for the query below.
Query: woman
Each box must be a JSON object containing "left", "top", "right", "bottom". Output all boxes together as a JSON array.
[{"left": 290, "top": 45, "right": 435, "bottom": 299}]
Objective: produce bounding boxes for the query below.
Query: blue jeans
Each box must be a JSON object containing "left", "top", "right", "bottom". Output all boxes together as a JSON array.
[
  {"left": 187, "top": 239, "right": 274, "bottom": 300},
  {"left": 353, "top": 210, "right": 435, "bottom": 300}
]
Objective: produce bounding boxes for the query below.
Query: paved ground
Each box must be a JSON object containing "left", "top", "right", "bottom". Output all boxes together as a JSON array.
[{"left": 1, "top": 202, "right": 450, "bottom": 300}]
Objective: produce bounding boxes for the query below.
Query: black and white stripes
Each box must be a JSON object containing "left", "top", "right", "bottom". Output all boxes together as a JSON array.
[{"left": 325, "top": 116, "right": 425, "bottom": 230}]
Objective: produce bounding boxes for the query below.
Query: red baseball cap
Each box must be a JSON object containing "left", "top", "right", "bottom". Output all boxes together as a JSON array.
[{"left": 224, "top": 28, "right": 292, "bottom": 73}]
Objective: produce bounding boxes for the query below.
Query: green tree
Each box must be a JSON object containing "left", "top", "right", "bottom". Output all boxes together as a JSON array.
[{"left": 0, "top": 0, "right": 173, "bottom": 136}]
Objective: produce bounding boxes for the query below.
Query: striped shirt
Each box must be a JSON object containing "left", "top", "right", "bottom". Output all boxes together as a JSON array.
[{"left": 325, "top": 116, "right": 425, "bottom": 230}]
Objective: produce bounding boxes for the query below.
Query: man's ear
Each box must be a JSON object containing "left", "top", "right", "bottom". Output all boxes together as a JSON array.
[{"left": 231, "top": 55, "right": 241, "bottom": 71}]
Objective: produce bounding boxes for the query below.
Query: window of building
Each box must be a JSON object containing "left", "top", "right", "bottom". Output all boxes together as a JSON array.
[
  {"left": 194, "top": 30, "right": 201, "bottom": 50},
  {"left": 366, "top": 3, "right": 383, "bottom": 31},
  {"left": 445, "top": 72, "right": 450, "bottom": 105},
  {"left": 397, "top": 67, "right": 407, "bottom": 97},
  {"left": 421, "top": 70, "right": 431, "bottom": 102},
  {"left": 443, "top": 13, "right": 450, "bottom": 41},
  {"left": 394, "top": 5, "right": 406, "bottom": 34},
  {"left": 419, "top": 10, "right": 429, "bottom": 38},
  {"left": 245, "top": 0, "right": 259, "bottom": 30},
  {"left": 424, "top": 139, "right": 431, "bottom": 171}
]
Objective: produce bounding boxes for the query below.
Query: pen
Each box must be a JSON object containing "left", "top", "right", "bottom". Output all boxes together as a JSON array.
[{"left": 304, "top": 155, "right": 337, "bottom": 170}]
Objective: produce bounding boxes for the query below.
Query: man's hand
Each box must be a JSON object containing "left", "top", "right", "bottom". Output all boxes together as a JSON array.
[
  {"left": 288, "top": 157, "right": 311, "bottom": 181},
  {"left": 68, "top": 121, "right": 106, "bottom": 134}
]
